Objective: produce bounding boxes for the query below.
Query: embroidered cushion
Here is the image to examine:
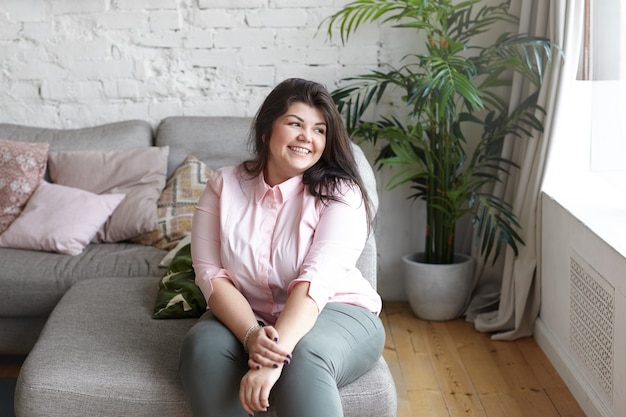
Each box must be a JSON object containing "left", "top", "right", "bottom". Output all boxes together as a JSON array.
[
  {"left": 0, "top": 139, "right": 49, "bottom": 234},
  {"left": 134, "top": 155, "right": 212, "bottom": 250}
]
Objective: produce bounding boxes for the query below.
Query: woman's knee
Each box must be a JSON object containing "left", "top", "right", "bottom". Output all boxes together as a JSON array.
[
  {"left": 302, "top": 304, "right": 384, "bottom": 355},
  {"left": 182, "top": 319, "right": 220, "bottom": 358},
  {"left": 286, "top": 304, "right": 385, "bottom": 386},
  {"left": 180, "top": 315, "right": 249, "bottom": 416},
  {"left": 180, "top": 313, "right": 244, "bottom": 373}
]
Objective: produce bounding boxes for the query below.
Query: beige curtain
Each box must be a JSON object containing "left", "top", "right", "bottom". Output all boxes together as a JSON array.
[{"left": 464, "top": 0, "right": 584, "bottom": 340}]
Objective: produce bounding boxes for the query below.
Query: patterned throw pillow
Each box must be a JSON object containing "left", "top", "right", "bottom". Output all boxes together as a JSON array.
[
  {"left": 0, "top": 139, "right": 49, "bottom": 234},
  {"left": 153, "top": 243, "right": 207, "bottom": 319},
  {"left": 134, "top": 155, "right": 212, "bottom": 250}
]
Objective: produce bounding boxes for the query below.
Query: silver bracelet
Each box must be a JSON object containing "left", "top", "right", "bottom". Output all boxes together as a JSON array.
[{"left": 243, "top": 324, "right": 262, "bottom": 354}]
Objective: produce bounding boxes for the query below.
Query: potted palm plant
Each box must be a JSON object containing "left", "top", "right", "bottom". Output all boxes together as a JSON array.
[{"left": 324, "top": 0, "right": 558, "bottom": 320}]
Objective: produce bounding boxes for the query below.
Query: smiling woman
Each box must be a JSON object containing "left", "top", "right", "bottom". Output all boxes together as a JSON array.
[
  {"left": 264, "top": 102, "right": 327, "bottom": 186},
  {"left": 180, "top": 78, "right": 386, "bottom": 417}
]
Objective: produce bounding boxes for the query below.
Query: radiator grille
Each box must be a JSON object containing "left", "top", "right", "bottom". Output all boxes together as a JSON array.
[{"left": 569, "top": 253, "right": 614, "bottom": 399}]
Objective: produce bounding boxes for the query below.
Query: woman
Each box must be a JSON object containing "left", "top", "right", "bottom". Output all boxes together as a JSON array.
[{"left": 180, "top": 78, "right": 384, "bottom": 417}]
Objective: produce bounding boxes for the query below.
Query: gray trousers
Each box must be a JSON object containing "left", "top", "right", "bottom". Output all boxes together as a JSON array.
[{"left": 179, "top": 302, "right": 385, "bottom": 417}]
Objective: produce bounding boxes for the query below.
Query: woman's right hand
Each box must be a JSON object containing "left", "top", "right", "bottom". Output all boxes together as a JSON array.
[
  {"left": 246, "top": 325, "right": 292, "bottom": 370},
  {"left": 239, "top": 364, "right": 282, "bottom": 414}
]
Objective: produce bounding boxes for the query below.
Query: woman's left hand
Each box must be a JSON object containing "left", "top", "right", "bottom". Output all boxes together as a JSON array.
[
  {"left": 239, "top": 365, "right": 282, "bottom": 414},
  {"left": 246, "top": 325, "right": 292, "bottom": 370}
]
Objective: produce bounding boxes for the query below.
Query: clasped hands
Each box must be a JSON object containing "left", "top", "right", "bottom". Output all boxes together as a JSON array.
[{"left": 240, "top": 325, "right": 292, "bottom": 415}]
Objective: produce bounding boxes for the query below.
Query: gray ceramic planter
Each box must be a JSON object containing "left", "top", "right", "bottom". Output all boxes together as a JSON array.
[{"left": 402, "top": 252, "right": 475, "bottom": 321}]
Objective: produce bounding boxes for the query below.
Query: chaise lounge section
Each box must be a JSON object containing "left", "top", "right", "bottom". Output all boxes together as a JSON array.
[{"left": 15, "top": 276, "right": 397, "bottom": 417}]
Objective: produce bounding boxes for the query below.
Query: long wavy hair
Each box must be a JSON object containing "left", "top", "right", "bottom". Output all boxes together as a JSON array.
[{"left": 242, "top": 78, "right": 373, "bottom": 228}]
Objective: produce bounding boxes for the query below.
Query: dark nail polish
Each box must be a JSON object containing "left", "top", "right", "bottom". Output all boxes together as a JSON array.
[
  {"left": 273, "top": 363, "right": 278, "bottom": 368},
  {"left": 273, "top": 337, "right": 279, "bottom": 342},
  {"left": 286, "top": 353, "right": 292, "bottom": 359},
  {"left": 284, "top": 359, "right": 290, "bottom": 365}
]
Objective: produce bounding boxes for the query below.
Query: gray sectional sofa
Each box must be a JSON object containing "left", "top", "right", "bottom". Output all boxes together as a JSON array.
[{"left": 0, "top": 117, "right": 397, "bottom": 417}]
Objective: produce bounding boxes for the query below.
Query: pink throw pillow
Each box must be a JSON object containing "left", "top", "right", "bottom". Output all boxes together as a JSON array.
[
  {"left": 0, "top": 181, "right": 124, "bottom": 255},
  {"left": 0, "top": 139, "right": 49, "bottom": 234}
]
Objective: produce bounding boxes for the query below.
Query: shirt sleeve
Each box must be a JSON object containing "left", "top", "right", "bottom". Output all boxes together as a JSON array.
[
  {"left": 191, "top": 169, "right": 231, "bottom": 304},
  {"left": 289, "top": 183, "right": 368, "bottom": 311}
]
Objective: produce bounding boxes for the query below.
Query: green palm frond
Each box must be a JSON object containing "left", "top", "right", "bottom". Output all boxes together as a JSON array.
[
  {"left": 324, "top": 0, "right": 560, "bottom": 264},
  {"left": 324, "top": 0, "right": 429, "bottom": 44}
]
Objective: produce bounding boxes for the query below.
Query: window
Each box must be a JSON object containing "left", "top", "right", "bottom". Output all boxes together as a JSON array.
[
  {"left": 543, "top": 0, "right": 626, "bottom": 257},
  {"left": 582, "top": 0, "right": 623, "bottom": 81},
  {"left": 583, "top": 0, "right": 626, "bottom": 176}
]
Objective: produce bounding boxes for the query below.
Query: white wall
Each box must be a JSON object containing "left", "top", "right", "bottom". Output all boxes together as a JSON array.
[
  {"left": 0, "top": 0, "right": 420, "bottom": 300},
  {"left": 0, "top": 0, "right": 383, "bottom": 127},
  {"left": 539, "top": 195, "right": 626, "bottom": 417}
]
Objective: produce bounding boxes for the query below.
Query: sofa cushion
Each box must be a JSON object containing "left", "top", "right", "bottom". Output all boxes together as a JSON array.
[
  {"left": 48, "top": 147, "right": 169, "bottom": 242},
  {"left": 0, "top": 181, "right": 124, "bottom": 256},
  {"left": 15, "top": 277, "right": 196, "bottom": 417},
  {"left": 0, "top": 244, "right": 165, "bottom": 318},
  {"left": 0, "top": 139, "right": 49, "bottom": 234},
  {"left": 133, "top": 155, "right": 212, "bottom": 250}
]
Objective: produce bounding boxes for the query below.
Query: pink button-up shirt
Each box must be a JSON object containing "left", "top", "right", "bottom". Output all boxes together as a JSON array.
[{"left": 191, "top": 164, "right": 382, "bottom": 325}]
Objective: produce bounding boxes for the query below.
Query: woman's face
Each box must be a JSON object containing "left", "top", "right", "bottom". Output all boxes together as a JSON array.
[{"left": 264, "top": 102, "right": 327, "bottom": 186}]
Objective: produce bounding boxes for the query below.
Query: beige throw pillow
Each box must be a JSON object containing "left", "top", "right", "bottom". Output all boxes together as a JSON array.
[{"left": 48, "top": 146, "right": 169, "bottom": 242}]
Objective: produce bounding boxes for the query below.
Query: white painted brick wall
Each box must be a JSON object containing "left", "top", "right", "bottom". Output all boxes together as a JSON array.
[{"left": 0, "top": 0, "right": 397, "bottom": 128}]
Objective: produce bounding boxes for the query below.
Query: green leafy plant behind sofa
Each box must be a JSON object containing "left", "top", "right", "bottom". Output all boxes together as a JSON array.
[{"left": 324, "top": 0, "right": 559, "bottom": 265}]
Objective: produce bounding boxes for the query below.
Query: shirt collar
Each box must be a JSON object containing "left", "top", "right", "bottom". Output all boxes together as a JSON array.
[{"left": 254, "top": 173, "right": 304, "bottom": 205}]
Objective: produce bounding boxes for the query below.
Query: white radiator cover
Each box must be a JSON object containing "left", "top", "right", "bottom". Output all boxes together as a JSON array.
[
  {"left": 569, "top": 252, "right": 614, "bottom": 403},
  {"left": 537, "top": 194, "right": 626, "bottom": 417}
]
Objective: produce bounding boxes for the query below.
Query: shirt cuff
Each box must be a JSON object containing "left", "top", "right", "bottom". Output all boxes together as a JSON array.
[
  {"left": 195, "top": 268, "right": 230, "bottom": 305},
  {"left": 288, "top": 277, "right": 329, "bottom": 313}
]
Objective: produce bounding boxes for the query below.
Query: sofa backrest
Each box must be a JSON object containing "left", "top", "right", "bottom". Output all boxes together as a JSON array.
[
  {"left": 155, "top": 116, "right": 252, "bottom": 178},
  {"left": 0, "top": 120, "right": 153, "bottom": 152},
  {"left": 0, "top": 117, "right": 380, "bottom": 290}
]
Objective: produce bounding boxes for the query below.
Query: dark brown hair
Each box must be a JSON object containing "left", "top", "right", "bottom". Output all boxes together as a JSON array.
[{"left": 243, "top": 78, "right": 373, "bottom": 227}]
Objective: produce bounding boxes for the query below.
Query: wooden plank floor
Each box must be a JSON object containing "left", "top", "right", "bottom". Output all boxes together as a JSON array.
[
  {"left": 0, "top": 302, "right": 586, "bottom": 416},
  {"left": 382, "top": 301, "right": 586, "bottom": 417}
]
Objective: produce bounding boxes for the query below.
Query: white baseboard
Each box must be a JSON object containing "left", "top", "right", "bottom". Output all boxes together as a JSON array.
[{"left": 534, "top": 317, "right": 612, "bottom": 417}]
